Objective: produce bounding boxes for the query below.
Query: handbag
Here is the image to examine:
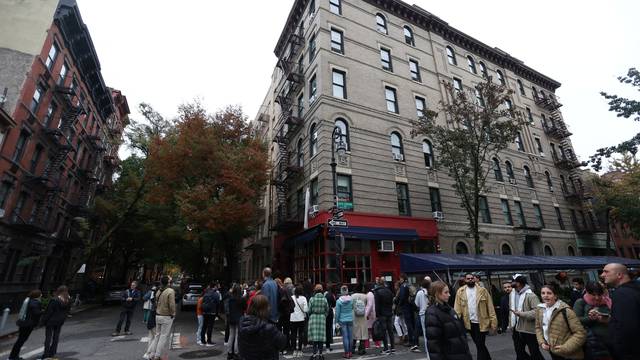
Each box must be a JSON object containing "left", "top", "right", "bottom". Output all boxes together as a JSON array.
[{"left": 372, "top": 318, "right": 385, "bottom": 341}]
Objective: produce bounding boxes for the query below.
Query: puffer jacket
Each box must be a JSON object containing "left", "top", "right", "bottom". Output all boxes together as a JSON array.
[
  {"left": 573, "top": 296, "right": 611, "bottom": 359},
  {"left": 535, "top": 301, "right": 586, "bottom": 359},
  {"left": 238, "top": 315, "right": 287, "bottom": 360},
  {"left": 425, "top": 302, "right": 472, "bottom": 360}
]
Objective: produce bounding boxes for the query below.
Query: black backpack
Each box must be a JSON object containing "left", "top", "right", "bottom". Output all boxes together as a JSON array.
[
  {"left": 279, "top": 288, "right": 295, "bottom": 315},
  {"left": 202, "top": 291, "right": 220, "bottom": 314}
]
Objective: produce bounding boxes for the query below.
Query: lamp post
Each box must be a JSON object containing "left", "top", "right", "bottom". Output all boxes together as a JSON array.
[{"left": 331, "top": 126, "right": 347, "bottom": 282}]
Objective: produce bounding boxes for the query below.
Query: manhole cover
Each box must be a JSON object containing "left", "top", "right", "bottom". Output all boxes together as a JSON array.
[{"left": 179, "top": 349, "right": 223, "bottom": 359}]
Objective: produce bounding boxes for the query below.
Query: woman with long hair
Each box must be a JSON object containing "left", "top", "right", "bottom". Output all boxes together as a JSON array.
[
  {"left": 425, "top": 281, "right": 472, "bottom": 360},
  {"left": 41, "top": 285, "right": 71, "bottom": 359},
  {"left": 573, "top": 281, "right": 612, "bottom": 360},
  {"left": 238, "top": 294, "right": 287, "bottom": 360},
  {"left": 535, "top": 283, "right": 586, "bottom": 360},
  {"left": 9, "top": 290, "right": 42, "bottom": 360},
  {"left": 335, "top": 285, "right": 354, "bottom": 358},
  {"left": 226, "top": 284, "right": 244, "bottom": 360}
]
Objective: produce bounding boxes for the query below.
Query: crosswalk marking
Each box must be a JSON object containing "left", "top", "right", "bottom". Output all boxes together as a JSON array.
[
  {"left": 110, "top": 335, "right": 126, "bottom": 342},
  {"left": 141, "top": 336, "right": 150, "bottom": 342},
  {"left": 171, "top": 332, "right": 183, "bottom": 349}
]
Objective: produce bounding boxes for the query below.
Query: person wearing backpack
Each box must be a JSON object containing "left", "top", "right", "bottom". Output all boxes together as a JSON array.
[
  {"left": 8, "top": 289, "right": 42, "bottom": 360},
  {"left": 398, "top": 274, "right": 416, "bottom": 349},
  {"left": 351, "top": 283, "right": 368, "bottom": 355},
  {"left": 276, "top": 278, "right": 294, "bottom": 353},
  {"left": 201, "top": 281, "right": 221, "bottom": 346}
]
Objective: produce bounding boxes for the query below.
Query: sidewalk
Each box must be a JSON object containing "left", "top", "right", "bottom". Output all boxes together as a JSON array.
[{"left": 0, "top": 303, "right": 100, "bottom": 339}]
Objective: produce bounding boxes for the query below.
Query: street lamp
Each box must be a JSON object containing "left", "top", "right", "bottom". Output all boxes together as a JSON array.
[{"left": 330, "top": 126, "right": 347, "bottom": 283}]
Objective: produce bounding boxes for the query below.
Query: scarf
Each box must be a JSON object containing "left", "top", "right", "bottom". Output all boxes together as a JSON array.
[
  {"left": 18, "top": 297, "right": 29, "bottom": 321},
  {"left": 509, "top": 285, "right": 533, "bottom": 328},
  {"left": 583, "top": 293, "right": 612, "bottom": 309}
]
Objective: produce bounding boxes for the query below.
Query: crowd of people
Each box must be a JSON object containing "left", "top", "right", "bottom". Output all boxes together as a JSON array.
[{"left": 6, "top": 263, "right": 639, "bottom": 360}]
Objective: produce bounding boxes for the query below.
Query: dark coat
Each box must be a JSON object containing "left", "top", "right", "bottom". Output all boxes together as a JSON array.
[
  {"left": 41, "top": 297, "right": 70, "bottom": 327},
  {"left": 610, "top": 281, "right": 640, "bottom": 360},
  {"left": 425, "top": 302, "right": 472, "bottom": 360},
  {"left": 238, "top": 315, "right": 287, "bottom": 360},
  {"left": 17, "top": 299, "right": 42, "bottom": 328},
  {"left": 374, "top": 286, "right": 394, "bottom": 318},
  {"left": 499, "top": 293, "right": 510, "bottom": 331},
  {"left": 227, "top": 296, "right": 244, "bottom": 326},
  {"left": 121, "top": 288, "right": 141, "bottom": 309}
]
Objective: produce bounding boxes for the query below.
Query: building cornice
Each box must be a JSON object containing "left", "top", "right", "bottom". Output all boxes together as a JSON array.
[{"left": 274, "top": 0, "right": 309, "bottom": 58}]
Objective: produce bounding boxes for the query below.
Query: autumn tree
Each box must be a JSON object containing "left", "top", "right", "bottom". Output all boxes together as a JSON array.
[
  {"left": 146, "top": 103, "right": 269, "bottom": 282},
  {"left": 412, "top": 78, "right": 526, "bottom": 254}
]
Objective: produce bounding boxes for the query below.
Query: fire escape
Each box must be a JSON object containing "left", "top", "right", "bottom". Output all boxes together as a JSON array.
[
  {"left": 271, "top": 24, "right": 305, "bottom": 231},
  {"left": 536, "top": 94, "right": 598, "bottom": 234}
]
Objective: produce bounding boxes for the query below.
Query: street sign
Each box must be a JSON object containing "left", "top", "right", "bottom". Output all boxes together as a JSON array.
[
  {"left": 333, "top": 210, "right": 345, "bottom": 219},
  {"left": 328, "top": 219, "right": 348, "bottom": 227}
]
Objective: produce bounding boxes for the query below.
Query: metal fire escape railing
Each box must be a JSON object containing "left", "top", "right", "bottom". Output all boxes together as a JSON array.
[
  {"left": 271, "top": 24, "right": 305, "bottom": 230},
  {"left": 537, "top": 95, "right": 572, "bottom": 140}
]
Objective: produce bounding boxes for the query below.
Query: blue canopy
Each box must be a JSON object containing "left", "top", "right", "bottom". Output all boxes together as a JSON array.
[
  {"left": 329, "top": 226, "right": 419, "bottom": 242},
  {"left": 400, "top": 253, "right": 640, "bottom": 272},
  {"left": 283, "top": 225, "right": 322, "bottom": 249}
]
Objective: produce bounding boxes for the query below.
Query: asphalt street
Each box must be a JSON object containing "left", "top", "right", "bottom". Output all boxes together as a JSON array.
[{"left": 0, "top": 305, "right": 551, "bottom": 360}]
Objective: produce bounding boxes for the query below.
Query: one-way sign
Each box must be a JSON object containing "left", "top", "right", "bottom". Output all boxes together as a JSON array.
[{"left": 328, "top": 219, "right": 348, "bottom": 227}]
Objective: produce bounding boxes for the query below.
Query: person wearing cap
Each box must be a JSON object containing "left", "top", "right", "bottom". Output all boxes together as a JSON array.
[{"left": 510, "top": 275, "right": 544, "bottom": 360}]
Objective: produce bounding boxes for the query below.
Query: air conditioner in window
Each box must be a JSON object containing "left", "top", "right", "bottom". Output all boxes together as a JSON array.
[
  {"left": 393, "top": 153, "right": 404, "bottom": 161},
  {"left": 310, "top": 205, "right": 319, "bottom": 214},
  {"left": 378, "top": 240, "right": 394, "bottom": 252},
  {"left": 432, "top": 211, "right": 444, "bottom": 222},
  {"left": 508, "top": 178, "right": 516, "bottom": 185},
  {"left": 539, "top": 152, "right": 545, "bottom": 157}
]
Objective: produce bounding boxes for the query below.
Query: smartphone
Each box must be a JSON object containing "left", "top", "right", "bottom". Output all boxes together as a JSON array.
[{"left": 599, "top": 313, "right": 610, "bottom": 318}]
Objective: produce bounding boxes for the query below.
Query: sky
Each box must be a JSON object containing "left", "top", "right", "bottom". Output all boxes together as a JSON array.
[{"left": 75, "top": 0, "right": 640, "bottom": 164}]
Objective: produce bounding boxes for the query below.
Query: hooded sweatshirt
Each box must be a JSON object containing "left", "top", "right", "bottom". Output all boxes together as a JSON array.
[
  {"left": 238, "top": 315, "right": 287, "bottom": 360},
  {"left": 336, "top": 295, "right": 354, "bottom": 323}
]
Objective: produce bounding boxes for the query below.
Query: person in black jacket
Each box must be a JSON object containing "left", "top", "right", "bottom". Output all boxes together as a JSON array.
[
  {"left": 238, "top": 294, "right": 287, "bottom": 360},
  {"left": 374, "top": 277, "right": 395, "bottom": 354},
  {"left": 498, "top": 281, "right": 512, "bottom": 333},
  {"left": 9, "top": 290, "right": 43, "bottom": 360},
  {"left": 324, "top": 284, "right": 336, "bottom": 351},
  {"left": 112, "top": 280, "right": 141, "bottom": 336},
  {"left": 41, "top": 285, "right": 71, "bottom": 360},
  {"left": 226, "top": 284, "right": 244, "bottom": 360},
  {"left": 425, "top": 281, "right": 472, "bottom": 360}
]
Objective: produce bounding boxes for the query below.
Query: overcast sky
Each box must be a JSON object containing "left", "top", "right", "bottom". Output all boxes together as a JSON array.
[{"left": 76, "top": 0, "right": 640, "bottom": 164}]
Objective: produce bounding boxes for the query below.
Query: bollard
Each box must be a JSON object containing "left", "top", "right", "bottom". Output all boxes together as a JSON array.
[{"left": 0, "top": 307, "right": 9, "bottom": 331}]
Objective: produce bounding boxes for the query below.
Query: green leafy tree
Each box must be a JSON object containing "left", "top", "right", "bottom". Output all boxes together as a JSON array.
[{"left": 412, "top": 78, "right": 526, "bottom": 254}]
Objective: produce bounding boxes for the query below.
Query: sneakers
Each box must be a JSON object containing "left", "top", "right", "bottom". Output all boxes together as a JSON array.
[
  {"left": 206, "top": 342, "right": 215, "bottom": 347},
  {"left": 142, "top": 354, "right": 150, "bottom": 359},
  {"left": 111, "top": 332, "right": 120, "bottom": 336},
  {"left": 410, "top": 345, "right": 420, "bottom": 352},
  {"left": 390, "top": 348, "right": 396, "bottom": 354},
  {"left": 196, "top": 340, "right": 203, "bottom": 346},
  {"left": 124, "top": 331, "right": 132, "bottom": 335},
  {"left": 381, "top": 349, "right": 391, "bottom": 355}
]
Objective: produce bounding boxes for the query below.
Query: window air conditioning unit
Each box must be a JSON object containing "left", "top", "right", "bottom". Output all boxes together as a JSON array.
[
  {"left": 310, "top": 205, "right": 319, "bottom": 214},
  {"left": 432, "top": 211, "right": 444, "bottom": 221},
  {"left": 508, "top": 178, "right": 516, "bottom": 185},
  {"left": 378, "top": 240, "right": 394, "bottom": 252},
  {"left": 540, "top": 152, "right": 545, "bottom": 157},
  {"left": 393, "top": 153, "right": 404, "bottom": 161}
]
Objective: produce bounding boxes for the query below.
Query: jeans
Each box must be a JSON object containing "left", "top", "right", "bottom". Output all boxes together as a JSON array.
[
  {"left": 340, "top": 322, "right": 353, "bottom": 353},
  {"left": 402, "top": 308, "right": 415, "bottom": 344},
  {"left": 116, "top": 309, "right": 134, "bottom": 332},
  {"left": 513, "top": 331, "right": 544, "bottom": 360},
  {"left": 290, "top": 321, "right": 305, "bottom": 350},
  {"left": 227, "top": 324, "right": 239, "bottom": 354},
  {"left": 469, "top": 322, "right": 491, "bottom": 360},
  {"left": 148, "top": 315, "right": 173, "bottom": 358},
  {"left": 196, "top": 314, "right": 204, "bottom": 342},
  {"left": 202, "top": 313, "right": 216, "bottom": 344},
  {"left": 378, "top": 316, "right": 395, "bottom": 351},
  {"left": 9, "top": 326, "right": 33, "bottom": 359},
  {"left": 43, "top": 325, "right": 62, "bottom": 358}
]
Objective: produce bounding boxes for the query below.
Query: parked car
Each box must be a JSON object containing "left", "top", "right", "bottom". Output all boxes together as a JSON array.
[
  {"left": 103, "top": 285, "right": 128, "bottom": 305},
  {"left": 181, "top": 284, "right": 203, "bottom": 311}
]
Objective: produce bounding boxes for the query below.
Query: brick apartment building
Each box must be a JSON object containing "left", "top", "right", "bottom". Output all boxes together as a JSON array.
[{"left": 0, "top": 0, "right": 128, "bottom": 308}]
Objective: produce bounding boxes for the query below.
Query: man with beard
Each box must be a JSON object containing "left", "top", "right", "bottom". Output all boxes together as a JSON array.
[
  {"left": 509, "top": 275, "right": 543, "bottom": 360},
  {"left": 454, "top": 273, "right": 497, "bottom": 360}
]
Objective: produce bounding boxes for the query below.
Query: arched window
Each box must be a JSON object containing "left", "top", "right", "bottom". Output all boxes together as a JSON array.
[
  {"left": 403, "top": 26, "right": 414, "bottom": 46},
  {"left": 335, "top": 118, "right": 349, "bottom": 151},
  {"left": 501, "top": 243, "right": 512, "bottom": 255},
  {"left": 390, "top": 132, "right": 404, "bottom": 160},
  {"left": 479, "top": 61, "right": 488, "bottom": 78},
  {"left": 376, "top": 13, "right": 387, "bottom": 34},
  {"left": 467, "top": 56, "right": 477, "bottom": 74},
  {"left": 423, "top": 140, "right": 434, "bottom": 168},
  {"left": 568, "top": 246, "right": 576, "bottom": 256},
  {"left": 505, "top": 161, "right": 515, "bottom": 181},
  {"left": 493, "top": 158, "right": 503, "bottom": 181},
  {"left": 517, "top": 79, "right": 526, "bottom": 96},
  {"left": 496, "top": 70, "right": 505, "bottom": 85},
  {"left": 309, "top": 123, "right": 318, "bottom": 157},
  {"left": 297, "top": 138, "right": 304, "bottom": 167},
  {"left": 446, "top": 46, "right": 457, "bottom": 65},
  {"left": 545, "top": 171, "right": 553, "bottom": 191},
  {"left": 540, "top": 90, "right": 547, "bottom": 99},
  {"left": 544, "top": 245, "right": 553, "bottom": 256},
  {"left": 524, "top": 166, "right": 534, "bottom": 188},
  {"left": 455, "top": 242, "right": 469, "bottom": 254}
]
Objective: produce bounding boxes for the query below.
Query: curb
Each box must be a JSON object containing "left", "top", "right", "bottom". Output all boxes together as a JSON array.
[{"left": 0, "top": 303, "right": 101, "bottom": 340}]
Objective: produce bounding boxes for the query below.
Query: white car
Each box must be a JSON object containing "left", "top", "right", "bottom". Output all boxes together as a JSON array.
[{"left": 181, "top": 284, "right": 203, "bottom": 310}]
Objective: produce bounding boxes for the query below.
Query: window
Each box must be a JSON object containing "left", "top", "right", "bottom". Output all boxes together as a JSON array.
[
  {"left": 390, "top": 132, "right": 404, "bottom": 159},
  {"left": 502, "top": 243, "right": 513, "bottom": 255},
  {"left": 380, "top": 48, "right": 392, "bottom": 71},
  {"left": 555, "top": 207, "right": 565, "bottom": 230},
  {"left": 544, "top": 245, "right": 553, "bottom": 256},
  {"left": 0, "top": 181, "right": 12, "bottom": 210},
  {"left": 29, "top": 145, "right": 43, "bottom": 173},
  {"left": 376, "top": 14, "right": 387, "bottom": 34},
  {"left": 385, "top": 86, "right": 398, "bottom": 113},
  {"left": 501, "top": 199, "right": 513, "bottom": 225},
  {"left": 515, "top": 132, "right": 524, "bottom": 151},
  {"left": 533, "top": 204, "right": 545, "bottom": 228},
  {"left": 545, "top": 171, "right": 553, "bottom": 191},
  {"left": 30, "top": 86, "right": 44, "bottom": 113},
  {"left": 332, "top": 69, "right": 346, "bottom": 99},
  {"left": 446, "top": 46, "right": 457, "bottom": 65},
  {"left": 524, "top": 166, "right": 534, "bottom": 187},
  {"left": 526, "top": 107, "right": 534, "bottom": 123},
  {"left": 297, "top": 139, "right": 304, "bottom": 167},
  {"left": 496, "top": 70, "right": 505, "bottom": 85},
  {"left": 337, "top": 175, "right": 353, "bottom": 211},
  {"left": 326, "top": 31, "right": 342, "bottom": 57},
  {"left": 415, "top": 96, "right": 426, "bottom": 118},
  {"left": 505, "top": 98, "right": 513, "bottom": 111},
  {"left": 505, "top": 161, "right": 515, "bottom": 181},
  {"left": 579, "top": 210, "right": 588, "bottom": 229},
  {"left": 310, "top": 178, "right": 319, "bottom": 206},
  {"left": 404, "top": 26, "right": 414, "bottom": 46},
  {"left": 455, "top": 242, "right": 469, "bottom": 254},
  {"left": 514, "top": 201, "right": 526, "bottom": 226},
  {"left": 309, "top": 123, "right": 318, "bottom": 157},
  {"left": 12, "top": 130, "right": 30, "bottom": 162},
  {"left": 396, "top": 183, "right": 411, "bottom": 216},
  {"left": 560, "top": 175, "right": 569, "bottom": 194},
  {"left": 297, "top": 93, "right": 304, "bottom": 118},
  {"left": 309, "top": 34, "right": 316, "bottom": 62},
  {"left": 479, "top": 61, "right": 488, "bottom": 78},
  {"left": 475, "top": 88, "right": 485, "bottom": 107},
  {"left": 297, "top": 189, "right": 304, "bottom": 220},
  {"left": 532, "top": 86, "right": 539, "bottom": 100},
  {"left": 453, "top": 78, "right": 462, "bottom": 93},
  {"left": 570, "top": 209, "right": 578, "bottom": 229},
  {"left": 329, "top": 0, "right": 341, "bottom": 15},
  {"left": 423, "top": 140, "right": 434, "bottom": 168},
  {"left": 493, "top": 158, "right": 503, "bottom": 181},
  {"left": 467, "top": 56, "right": 477, "bottom": 74},
  {"left": 409, "top": 59, "right": 421, "bottom": 81},
  {"left": 45, "top": 42, "right": 59, "bottom": 70},
  {"left": 58, "top": 61, "right": 68, "bottom": 86},
  {"left": 43, "top": 101, "right": 57, "bottom": 127},
  {"left": 517, "top": 79, "right": 526, "bottom": 96},
  {"left": 309, "top": 0, "right": 315, "bottom": 15},
  {"left": 335, "top": 118, "right": 349, "bottom": 151},
  {"left": 479, "top": 196, "right": 492, "bottom": 223},
  {"left": 430, "top": 187, "right": 442, "bottom": 212},
  {"left": 309, "top": 74, "right": 317, "bottom": 103},
  {"left": 535, "top": 138, "right": 544, "bottom": 155}
]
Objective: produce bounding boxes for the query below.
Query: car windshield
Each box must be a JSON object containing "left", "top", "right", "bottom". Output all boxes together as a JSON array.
[{"left": 188, "top": 287, "right": 202, "bottom": 294}]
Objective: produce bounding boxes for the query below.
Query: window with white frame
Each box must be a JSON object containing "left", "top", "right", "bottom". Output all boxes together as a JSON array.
[
  {"left": 453, "top": 78, "right": 462, "bottom": 93},
  {"left": 330, "top": 28, "right": 344, "bottom": 54},
  {"left": 335, "top": 118, "right": 349, "bottom": 151},
  {"left": 446, "top": 46, "right": 457, "bottom": 65},
  {"left": 479, "top": 61, "right": 488, "bottom": 78},
  {"left": 309, "top": 34, "right": 316, "bottom": 62},
  {"left": 30, "top": 86, "right": 44, "bottom": 113},
  {"left": 376, "top": 14, "right": 387, "bottom": 34},
  {"left": 309, "top": 74, "right": 317, "bottom": 103},
  {"left": 390, "top": 132, "right": 404, "bottom": 159},
  {"left": 309, "top": 123, "right": 318, "bottom": 157},
  {"left": 517, "top": 79, "right": 526, "bottom": 96},
  {"left": 409, "top": 59, "right": 421, "bottom": 82},
  {"left": 423, "top": 140, "right": 434, "bottom": 168},
  {"left": 515, "top": 132, "right": 524, "bottom": 151},
  {"left": 467, "top": 56, "right": 477, "bottom": 74},
  {"left": 524, "top": 166, "right": 534, "bottom": 187},
  {"left": 45, "top": 42, "right": 59, "bottom": 70},
  {"left": 493, "top": 158, "right": 503, "bottom": 181},
  {"left": 380, "top": 48, "right": 392, "bottom": 71},
  {"left": 496, "top": 70, "right": 506, "bottom": 85},
  {"left": 385, "top": 86, "right": 398, "bottom": 113},
  {"left": 297, "top": 139, "right": 304, "bottom": 167},
  {"left": 415, "top": 96, "right": 426, "bottom": 118},
  {"left": 475, "top": 88, "right": 485, "bottom": 107},
  {"left": 404, "top": 26, "right": 414, "bottom": 46},
  {"left": 329, "top": 0, "right": 341, "bottom": 15}
]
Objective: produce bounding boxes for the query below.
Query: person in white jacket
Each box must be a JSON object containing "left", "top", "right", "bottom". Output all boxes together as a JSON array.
[
  {"left": 415, "top": 277, "right": 431, "bottom": 356},
  {"left": 289, "top": 286, "right": 308, "bottom": 355}
]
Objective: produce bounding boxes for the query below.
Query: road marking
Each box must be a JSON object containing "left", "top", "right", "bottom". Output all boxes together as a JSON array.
[
  {"left": 141, "top": 336, "right": 150, "bottom": 342},
  {"left": 110, "top": 335, "right": 126, "bottom": 342},
  {"left": 6, "top": 346, "right": 44, "bottom": 359}
]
